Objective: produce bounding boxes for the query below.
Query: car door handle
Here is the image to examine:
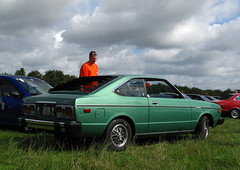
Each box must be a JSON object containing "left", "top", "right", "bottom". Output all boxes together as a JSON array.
[{"left": 152, "top": 101, "right": 158, "bottom": 104}]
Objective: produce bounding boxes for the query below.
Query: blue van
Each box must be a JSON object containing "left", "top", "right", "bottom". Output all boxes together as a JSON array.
[{"left": 0, "top": 75, "right": 52, "bottom": 127}]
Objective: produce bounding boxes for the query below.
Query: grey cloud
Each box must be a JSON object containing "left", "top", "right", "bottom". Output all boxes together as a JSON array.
[
  {"left": 63, "top": 0, "right": 208, "bottom": 49},
  {"left": 0, "top": 0, "right": 240, "bottom": 91}
]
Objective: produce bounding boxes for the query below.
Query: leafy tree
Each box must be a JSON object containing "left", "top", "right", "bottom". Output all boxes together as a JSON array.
[
  {"left": 15, "top": 68, "right": 26, "bottom": 76},
  {"left": 27, "top": 70, "right": 43, "bottom": 79},
  {"left": 43, "top": 70, "right": 77, "bottom": 87},
  {"left": 1, "top": 72, "right": 10, "bottom": 75},
  {"left": 221, "top": 89, "right": 233, "bottom": 97}
]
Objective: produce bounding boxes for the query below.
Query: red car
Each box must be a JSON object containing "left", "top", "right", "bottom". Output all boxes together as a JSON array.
[{"left": 211, "top": 93, "right": 240, "bottom": 119}]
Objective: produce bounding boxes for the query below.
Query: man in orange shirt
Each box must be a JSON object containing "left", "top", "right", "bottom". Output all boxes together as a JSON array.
[{"left": 79, "top": 51, "right": 98, "bottom": 77}]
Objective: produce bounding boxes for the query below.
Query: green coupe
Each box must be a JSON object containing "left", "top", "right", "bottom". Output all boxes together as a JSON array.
[{"left": 20, "top": 75, "right": 224, "bottom": 150}]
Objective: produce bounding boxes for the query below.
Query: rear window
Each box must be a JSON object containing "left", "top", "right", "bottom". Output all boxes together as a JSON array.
[
  {"left": 49, "top": 76, "right": 119, "bottom": 93},
  {"left": 16, "top": 77, "right": 52, "bottom": 95}
]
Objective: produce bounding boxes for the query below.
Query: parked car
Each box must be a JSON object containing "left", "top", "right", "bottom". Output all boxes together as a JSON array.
[
  {"left": 19, "top": 75, "right": 224, "bottom": 150},
  {"left": 186, "top": 94, "right": 211, "bottom": 102},
  {"left": 0, "top": 75, "right": 52, "bottom": 127},
  {"left": 205, "top": 95, "right": 217, "bottom": 101},
  {"left": 182, "top": 93, "right": 192, "bottom": 99},
  {"left": 211, "top": 93, "right": 240, "bottom": 118}
]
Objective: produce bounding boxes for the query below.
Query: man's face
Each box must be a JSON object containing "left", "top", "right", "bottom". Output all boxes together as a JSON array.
[{"left": 89, "top": 55, "right": 97, "bottom": 64}]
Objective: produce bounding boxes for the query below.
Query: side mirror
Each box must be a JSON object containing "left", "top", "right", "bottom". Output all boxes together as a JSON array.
[{"left": 9, "top": 91, "right": 20, "bottom": 97}]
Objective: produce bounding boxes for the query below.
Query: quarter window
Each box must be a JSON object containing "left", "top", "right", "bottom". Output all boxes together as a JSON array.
[{"left": 115, "top": 79, "right": 146, "bottom": 97}]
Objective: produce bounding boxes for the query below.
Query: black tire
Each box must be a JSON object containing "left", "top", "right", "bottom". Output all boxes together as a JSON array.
[
  {"left": 230, "top": 109, "right": 240, "bottom": 119},
  {"left": 20, "top": 126, "right": 33, "bottom": 133},
  {"left": 194, "top": 116, "right": 210, "bottom": 139},
  {"left": 105, "top": 119, "right": 132, "bottom": 151}
]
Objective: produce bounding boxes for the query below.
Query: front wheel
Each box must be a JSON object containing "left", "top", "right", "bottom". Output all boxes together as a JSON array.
[
  {"left": 105, "top": 119, "right": 132, "bottom": 151},
  {"left": 230, "top": 109, "right": 240, "bottom": 119},
  {"left": 194, "top": 116, "right": 210, "bottom": 139}
]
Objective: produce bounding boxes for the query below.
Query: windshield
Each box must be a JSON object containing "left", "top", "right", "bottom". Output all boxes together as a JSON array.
[
  {"left": 220, "top": 94, "right": 235, "bottom": 100},
  {"left": 49, "top": 76, "right": 119, "bottom": 93},
  {"left": 16, "top": 77, "right": 52, "bottom": 95}
]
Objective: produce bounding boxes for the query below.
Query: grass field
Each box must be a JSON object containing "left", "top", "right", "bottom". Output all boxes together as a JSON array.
[{"left": 0, "top": 118, "right": 239, "bottom": 170}]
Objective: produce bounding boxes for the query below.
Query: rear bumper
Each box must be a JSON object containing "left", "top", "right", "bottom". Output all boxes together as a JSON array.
[
  {"left": 19, "top": 117, "right": 82, "bottom": 137},
  {"left": 217, "top": 117, "right": 224, "bottom": 125}
]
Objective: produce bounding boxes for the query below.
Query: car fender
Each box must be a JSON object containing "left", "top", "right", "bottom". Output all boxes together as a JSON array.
[
  {"left": 104, "top": 113, "right": 136, "bottom": 137},
  {"left": 105, "top": 111, "right": 136, "bottom": 129},
  {"left": 195, "top": 112, "right": 215, "bottom": 128},
  {"left": 229, "top": 107, "right": 240, "bottom": 111}
]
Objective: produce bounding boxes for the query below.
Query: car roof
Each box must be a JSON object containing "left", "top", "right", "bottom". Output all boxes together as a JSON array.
[
  {"left": 186, "top": 94, "right": 203, "bottom": 96},
  {"left": 0, "top": 75, "right": 38, "bottom": 80}
]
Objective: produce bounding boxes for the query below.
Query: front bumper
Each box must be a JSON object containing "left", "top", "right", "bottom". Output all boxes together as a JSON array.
[
  {"left": 19, "top": 117, "right": 82, "bottom": 137},
  {"left": 217, "top": 117, "right": 224, "bottom": 125}
]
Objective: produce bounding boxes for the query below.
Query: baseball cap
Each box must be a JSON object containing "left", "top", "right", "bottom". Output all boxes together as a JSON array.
[{"left": 89, "top": 51, "right": 98, "bottom": 57}]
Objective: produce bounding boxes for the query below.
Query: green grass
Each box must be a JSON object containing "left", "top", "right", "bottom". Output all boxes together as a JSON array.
[{"left": 0, "top": 118, "right": 239, "bottom": 170}]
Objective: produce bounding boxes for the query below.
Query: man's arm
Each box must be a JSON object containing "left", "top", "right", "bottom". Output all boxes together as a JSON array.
[{"left": 80, "top": 64, "right": 88, "bottom": 77}]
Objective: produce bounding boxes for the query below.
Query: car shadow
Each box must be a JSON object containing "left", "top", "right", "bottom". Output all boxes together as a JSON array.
[
  {"left": 11, "top": 132, "right": 194, "bottom": 152},
  {"left": 13, "top": 134, "right": 102, "bottom": 151},
  {"left": 0, "top": 125, "right": 20, "bottom": 132},
  {"left": 0, "top": 125, "right": 195, "bottom": 151},
  {"left": 134, "top": 134, "right": 192, "bottom": 146}
]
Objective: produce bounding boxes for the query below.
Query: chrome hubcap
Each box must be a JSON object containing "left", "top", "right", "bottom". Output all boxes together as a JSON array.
[
  {"left": 111, "top": 124, "right": 128, "bottom": 147},
  {"left": 203, "top": 120, "right": 209, "bottom": 138},
  {"left": 231, "top": 110, "right": 239, "bottom": 119}
]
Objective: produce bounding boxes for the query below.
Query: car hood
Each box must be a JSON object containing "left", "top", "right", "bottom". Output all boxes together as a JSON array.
[{"left": 188, "top": 99, "right": 220, "bottom": 109}]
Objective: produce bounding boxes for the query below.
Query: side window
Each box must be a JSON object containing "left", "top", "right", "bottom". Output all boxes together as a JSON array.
[
  {"left": 115, "top": 79, "right": 146, "bottom": 97},
  {"left": 235, "top": 96, "right": 240, "bottom": 101},
  {"left": 193, "top": 96, "right": 201, "bottom": 100},
  {"left": 146, "top": 79, "right": 181, "bottom": 99},
  {"left": 0, "top": 79, "right": 20, "bottom": 98}
]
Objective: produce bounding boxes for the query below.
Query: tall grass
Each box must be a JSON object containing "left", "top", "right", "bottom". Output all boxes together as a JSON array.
[{"left": 0, "top": 118, "right": 239, "bottom": 170}]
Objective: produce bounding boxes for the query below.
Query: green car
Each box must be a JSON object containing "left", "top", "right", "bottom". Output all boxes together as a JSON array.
[{"left": 20, "top": 75, "right": 224, "bottom": 150}]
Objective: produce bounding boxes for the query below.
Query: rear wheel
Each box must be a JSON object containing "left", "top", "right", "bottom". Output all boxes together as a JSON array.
[
  {"left": 230, "top": 109, "right": 240, "bottom": 119},
  {"left": 105, "top": 119, "right": 132, "bottom": 151},
  {"left": 195, "top": 116, "right": 210, "bottom": 139}
]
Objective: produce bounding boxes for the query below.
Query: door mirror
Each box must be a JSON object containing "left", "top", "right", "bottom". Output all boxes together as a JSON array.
[{"left": 9, "top": 90, "right": 20, "bottom": 98}]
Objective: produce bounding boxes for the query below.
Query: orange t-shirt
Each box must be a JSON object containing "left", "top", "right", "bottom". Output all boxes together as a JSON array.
[{"left": 79, "top": 62, "right": 98, "bottom": 77}]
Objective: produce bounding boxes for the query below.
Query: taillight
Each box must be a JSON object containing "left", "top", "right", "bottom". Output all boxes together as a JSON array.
[
  {"left": 29, "top": 105, "right": 35, "bottom": 111},
  {"left": 56, "top": 106, "right": 63, "bottom": 113},
  {"left": 23, "top": 105, "right": 28, "bottom": 115},
  {"left": 56, "top": 105, "right": 74, "bottom": 119},
  {"left": 23, "top": 104, "right": 36, "bottom": 115},
  {"left": 65, "top": 107, "right": 73, "bottom": 117}
]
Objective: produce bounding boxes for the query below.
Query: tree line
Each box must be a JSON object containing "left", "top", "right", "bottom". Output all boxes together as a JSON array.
[
  {"left": 1, "top": 68, "right": 237, "bottom": 97},
  {"left": 2, "top": 68, "right": 77, "bottom": 87}
]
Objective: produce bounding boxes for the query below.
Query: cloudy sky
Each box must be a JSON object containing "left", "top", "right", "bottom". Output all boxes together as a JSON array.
[{"left": 1, "top": 0, "right": 240, "bottom": 90}]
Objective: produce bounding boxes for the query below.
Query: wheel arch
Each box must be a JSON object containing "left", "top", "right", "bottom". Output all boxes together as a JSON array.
[
  {"left": 229, "top": 107, "right": 240, "bottom": 113},
  {"left": 104, "top": 116, "right": 136, "bottom": 138},
  {"left": 201, "top": 113, "right": 214, "bottom": 127}
]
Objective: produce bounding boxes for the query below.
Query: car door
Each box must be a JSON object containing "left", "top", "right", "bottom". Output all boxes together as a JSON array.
[
  {"left": 231, "top": 95, "right": 240, "bottom": 109},
  {"left": 0, "top": 78, "right": 23, "bottom": 125},
  {"left": 145, "top": 78, "right": 193, "bottom": 133},
  {"left": 114, "top": 78, "right": 149, "bottom": 133}
]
